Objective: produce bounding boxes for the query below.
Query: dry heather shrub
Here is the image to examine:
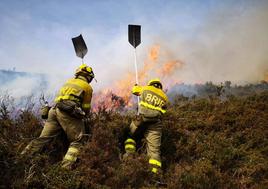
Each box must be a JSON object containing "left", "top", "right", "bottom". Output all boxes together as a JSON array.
[
  {"left": 76, "top": 112, "right": 151, "bottom": 189},
  {"left": 108, "top": 154, "right": 151, "bottom": 188},
  {"left": 0, "top": 90, "right": 267, "bottom": 188},
  {"left": 78, "top": 122, "right": 120, "bottom": 186},
  {"left": 166, "top": 159, "right": 232, "bottom": 189},
  {"left": 163, "top": 92, "right": 268, "bottom": 188}
]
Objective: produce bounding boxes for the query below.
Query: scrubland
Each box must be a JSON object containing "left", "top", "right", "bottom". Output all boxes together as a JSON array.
[{"left": 0, "top": 82, "right": 267, "bottom": 188}]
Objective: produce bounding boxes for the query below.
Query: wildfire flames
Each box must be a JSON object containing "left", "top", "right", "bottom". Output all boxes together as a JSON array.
[
  {"left": 92, "top": 44, "right": 184, "bottom": 112},
  {"left": 157, "top": 60, "right": 184, "bottom": 77},
  {"left": 265, "top": 72, "right": 268, "bottom": 82}
]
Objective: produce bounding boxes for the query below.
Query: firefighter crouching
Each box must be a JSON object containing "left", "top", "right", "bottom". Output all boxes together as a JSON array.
[
  {"left": 124, "top": 78, "right": 168, "bottom": 178},
  {"left": 21, "top": 64, "right": 94, "bottom": 169}
]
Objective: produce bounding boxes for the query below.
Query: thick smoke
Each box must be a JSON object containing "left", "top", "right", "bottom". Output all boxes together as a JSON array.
[
  {"left": 0, "top": 1, "right": 268, "bottom": 103},
  {"left": 92, "top": 1, "right": 268, "bottom": 93},
  {"left": 143, "top": 2, "right": 268, "bottom": 85}
]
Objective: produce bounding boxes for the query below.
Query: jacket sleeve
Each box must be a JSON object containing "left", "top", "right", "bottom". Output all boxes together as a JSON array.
[
  {"left": 82, "top": 85, "right": 93, "bottom": 112},
  {"left": 132, "top": 85, "right": 143, "bottom": 96},
  {"left": 162, "top": 93, "right": 169, "bottom": 110}
]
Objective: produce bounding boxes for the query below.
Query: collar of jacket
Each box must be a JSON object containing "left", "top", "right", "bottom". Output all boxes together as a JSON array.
[{"left": 76, "top": 75, "right": 88, "bottom": 83}]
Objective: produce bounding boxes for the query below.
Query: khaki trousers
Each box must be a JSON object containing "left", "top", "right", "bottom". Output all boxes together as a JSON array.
[
  {"left": 23, "top": 107, "right": 85, "bottom": 166},
  {"left": 129, "top": 115, "right": 162, "bottom": 162}
]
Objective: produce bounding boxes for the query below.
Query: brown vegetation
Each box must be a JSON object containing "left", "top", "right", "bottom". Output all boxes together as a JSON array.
[{"left": 0, "top": 85, "right": 267, "bottom": 188}]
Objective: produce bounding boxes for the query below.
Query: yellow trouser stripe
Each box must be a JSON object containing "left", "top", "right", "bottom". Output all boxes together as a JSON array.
[
  {"left": 125, "top": 138, "right": 136, "bottom": 145},
  {"left": 125, "top": 144, "right": 136, "bottom": 150},
  {"left": 152, "top": 168, "right": 158, "bottom": 173},
  {"left": 139, "top": 101, "right": 166, "bottom": 113},
  {"left": 149, "top": 159, "right": 162, "bottom": 167},
  {"left": 64, "top": 154, "right": 77, "bottom": 162},
  {"left": 82, "top": 103, "right": 91, "bottom": 108},
  {"left": 68, "top": 147, "right": 79, "bottom": 154}
]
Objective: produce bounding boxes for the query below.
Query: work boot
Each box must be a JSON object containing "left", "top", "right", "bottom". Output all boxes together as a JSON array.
[
  {"left": 20, "top": 150, "right": 28, "bottom": 158},
  {"left": 149, "top": 172, "right": 167, "bottom": 188},
  {"left": 19, "top": 146, "right": 35, "bottom": 160},
  {"left": 20, "top": 146, "right": 30, "bottom": 156},
  {"left": 20, "top": 143, "right": 41, "bottom": 157},
  {"left": 61, "top": 160, "right": 74, "bottom": 170},
  {"left": 149, "top": 177, "right": 167, "bottom": 187}
]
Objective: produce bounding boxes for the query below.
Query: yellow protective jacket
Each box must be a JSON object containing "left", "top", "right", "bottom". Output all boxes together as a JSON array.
[
  {"left": 132, "top": 85, "right": 168, "bottom": 117},
  {"left": 55, "top": 76, "right": 93, "bottom": 112}
]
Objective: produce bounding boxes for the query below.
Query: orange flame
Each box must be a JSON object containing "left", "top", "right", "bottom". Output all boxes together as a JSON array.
[
  {"left": 92, "top": 44, "right": 185, "bottom": 112},
  {"left": 114, "top": 72, "right": 134, "bottom": 103},
  {"left": 265, "top": 72, "right": 268, "bottom": 82},
  {"left": 139, "top": 45, "right": 160, "bottom": 83},
  {"left": 157, "top": 60, "right": 184, "bottom": 77},
  {"left": 149, "top": 45, "right": 160, "bottom": 61}
]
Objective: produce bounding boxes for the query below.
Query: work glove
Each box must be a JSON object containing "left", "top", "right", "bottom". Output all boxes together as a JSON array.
[
  {"left": 83, "top": 117, "right": 91, "bottom": 135},
  {"left": 40, "top": 104, "right": 51, "bottom": 119}
]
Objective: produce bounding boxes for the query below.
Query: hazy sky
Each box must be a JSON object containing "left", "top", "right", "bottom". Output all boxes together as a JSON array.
[{"left": 0, "top": 0, "right": 268, "bottom": 95}]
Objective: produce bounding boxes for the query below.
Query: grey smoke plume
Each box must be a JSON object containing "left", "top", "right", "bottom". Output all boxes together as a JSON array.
[
  {"left": 0, "top": 1, "right": 268, "bottom": 101},
  {"left": 142, "top": 2, "right": 268, "bottom": 85}
]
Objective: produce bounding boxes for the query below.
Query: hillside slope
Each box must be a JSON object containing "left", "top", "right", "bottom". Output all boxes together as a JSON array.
[{"left": 0, "top": 91, "right": 267, "bottom": 188}]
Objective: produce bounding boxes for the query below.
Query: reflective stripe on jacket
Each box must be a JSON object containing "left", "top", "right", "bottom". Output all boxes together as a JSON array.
[
  {"left": 55, "top": 77, "right": 93, "bottom": 111},
  {"left": 132, "top": 85, "right": 168, "bottom": 115}
]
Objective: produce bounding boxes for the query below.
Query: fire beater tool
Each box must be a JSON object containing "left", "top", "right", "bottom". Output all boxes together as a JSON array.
[
  {"left": 128, "top": 24, "right": 141, "bottom": 113},
  {"left": 71, "top": 34, "right": 97, "bottom": 83},
  {"left": 72, "top": 34, "right": 88, "bottom": 64},
  {"left": 71, "top": 34, "right": 95, "bottom": 135}
]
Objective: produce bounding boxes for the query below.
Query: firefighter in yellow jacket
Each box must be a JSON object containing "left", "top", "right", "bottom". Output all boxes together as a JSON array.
[
  {"left": 21, "top": 64, "right": 94, "bottom": 169},
  {"left": 124, "top": 78, "right": 168, "bottom": 176}
]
